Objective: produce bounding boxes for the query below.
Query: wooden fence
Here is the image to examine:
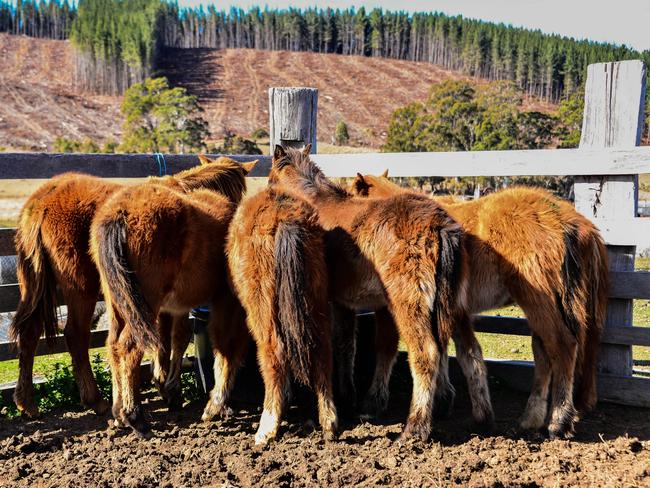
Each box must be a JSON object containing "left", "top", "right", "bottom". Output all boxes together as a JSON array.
[{"left": 0, "top": 60, "right": 650, "bottom": 407}]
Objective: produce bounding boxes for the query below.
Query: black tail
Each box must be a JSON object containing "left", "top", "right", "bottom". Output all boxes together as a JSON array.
[
  {"left": 10, "top": 218, "right": 59, "bottom": 347},
  {"left": 274, "top": 221, "right": 316, "bottom": 385},
  {"left": 94, "top": 214, "right": 159, "bottom": 350},
  {"left": 432, "top": 221, "right": 466, "bottom": 346},
  {"left": 574, "top": 231, "right": 608, "bottom": 413}
]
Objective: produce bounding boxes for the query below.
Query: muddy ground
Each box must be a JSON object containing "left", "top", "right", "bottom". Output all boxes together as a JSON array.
[{"left": 0, "top": 363, "right": 648, "bottom": 488}]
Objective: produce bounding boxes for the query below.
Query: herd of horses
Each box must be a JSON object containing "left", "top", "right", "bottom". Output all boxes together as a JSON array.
[{"left": 8, "top": 146, "right": 608, "bottom": 446}]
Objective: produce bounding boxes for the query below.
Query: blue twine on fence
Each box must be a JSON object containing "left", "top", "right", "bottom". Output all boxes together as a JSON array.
[{"left": 153, "top": 152, "right": 167, "bottom": 176}]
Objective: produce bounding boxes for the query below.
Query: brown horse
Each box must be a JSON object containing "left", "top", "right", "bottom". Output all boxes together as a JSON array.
[
  {"left": 225, "top": 184, "right": 338, "bottom": 445},
  {"left": 351, "top": 172, "right": 608, "bottom": 438},
  {"left": 90, "top": 159, "right": 255, "bottom": 434},
  {"left": 268, "top": 146, "right": 492, "bottom": 441},
  {"left": 10, "top": 156, "right": 252, "bottom": 417}
]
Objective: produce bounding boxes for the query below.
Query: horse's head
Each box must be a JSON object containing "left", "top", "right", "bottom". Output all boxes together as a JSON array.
[
  {"left": 175, "top": 155, "right": 258, "bottom": 203},
  {"left": 349, "top": 170, "right": 402, "bottom": 198},
  {"left": 269, "top": 145, "right": 347, "bottom": 201}
]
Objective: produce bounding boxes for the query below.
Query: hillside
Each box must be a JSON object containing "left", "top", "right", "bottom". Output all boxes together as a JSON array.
[{"left": 0, "top": 33, "right": 556, "bottom": 151}]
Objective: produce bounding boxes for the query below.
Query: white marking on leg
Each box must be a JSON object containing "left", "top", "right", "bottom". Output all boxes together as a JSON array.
[{"left": 255, "top": 408, "right": 280, "bottom": 445}]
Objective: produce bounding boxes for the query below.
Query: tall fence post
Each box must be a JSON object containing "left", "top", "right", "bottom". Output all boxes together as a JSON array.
[
  {"left": 574, "top": 60, "right": 647, "bottom": 377},
  {"left": 268, "top": 87, "right": 318, "bottom": 153}
]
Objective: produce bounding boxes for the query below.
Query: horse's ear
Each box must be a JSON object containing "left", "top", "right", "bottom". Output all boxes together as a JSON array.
[
  {"left": 302, "top": 143, "right": 312, "bottom": 156},
  {"left": 240, "top": 160, "right": 258, "bottom": 175},
  {"left": 381, "top": 169, "right": 389, "bottom": 178},
  {"left": 353, "top": 172, "right": 370, "bottom": 196},
  {"left": 273, "top": 145, "right": 287, "bottom": 162},
  {"left": 198, "top": 154, "right": 213, "bottom": 166}
]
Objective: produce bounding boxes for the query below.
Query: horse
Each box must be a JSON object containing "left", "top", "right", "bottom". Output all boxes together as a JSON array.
[
  {"left": 350, "top": 172, "right": 608, "bottom": 438},
  {"left": 225, "top": 184, "right": 338, "bottom": 445},
  {"left": 268, "top": 146, "right": 493, "bottom": 441},
  {"left": 10, "top": 155, "right": 253, "bottom": 417},
  {"left": 90, "top": 158, "right": 255, "bottom": 435}
]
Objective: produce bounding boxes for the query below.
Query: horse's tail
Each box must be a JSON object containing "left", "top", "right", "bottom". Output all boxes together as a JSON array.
[
  {"left": 274, "top": 221, "right": 316, "bottom": 386},
  {"left": 432, "top": 220, "right": 467, "bottom": 346},
  {"left": 574, "top": 230, "right": 608, "bottom": 413},
  {"left": 10, "top": 212, "right": 59, "bottom": 347},
  {"left": 93, "top": 213, "right": 159, "bottom": 350}
]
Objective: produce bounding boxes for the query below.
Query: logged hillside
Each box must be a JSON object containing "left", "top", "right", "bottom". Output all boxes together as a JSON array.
[
  {"left": 0, "top": 33, "right": 556, "bottom": 151},
  {"left": 0, "top": 34, "right": 122, "bottom": 150}
]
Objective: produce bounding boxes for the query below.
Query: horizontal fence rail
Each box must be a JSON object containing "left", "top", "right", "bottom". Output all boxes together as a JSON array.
[{"left": 1, "top": 146, "right": 650, "bottom": 179}]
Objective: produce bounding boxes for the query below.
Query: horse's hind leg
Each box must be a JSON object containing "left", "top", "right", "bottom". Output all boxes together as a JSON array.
[
  {"left": 163, "top": 313, "right": 192, "bottom": 411},
  {"left": 117, "top": 326, "right": 147, "bottom": 436},
  {"left": 106, "top": 309, "right": 125, "bottom": 428},
  {"left": 390, "top": 301, "right": 442, "bottom": 442},
  {"left": 331, "top": 303, "right": 357, "bottom": 418},
  {"left": 255, "top": 341, "right": 289, "bottom": 446},
  {"left": 452, "top": 314, "right": 494, "bottom": 427},
  {"left": 62, "top": 289, "right": 109, "bottom": 415},
  {"left": 519, "top": 333, "right": 552, "bottom": 431},
  {"left": 524, "top": 307, "right": 578, "bottom": 438},
  {"left": 310, "top": 317, "right": 338, "bottom": 440},
  {"left": 152, "top": 311, "right": 173, "bottom": 403},
  {"left": 361, "top": 306, "right": 398, "bottom": 417},
  {"left": 547, "top": 333, "right": 578, "bottom": 439},
  {"left": 433, "top": 347, "right": 455, "bottom": 419},
  {"left": 13, "top": 317, "right": 44, "bottom": 417},
  {"left": 202, "top": 295, "right": 249, "bottom": 421}
]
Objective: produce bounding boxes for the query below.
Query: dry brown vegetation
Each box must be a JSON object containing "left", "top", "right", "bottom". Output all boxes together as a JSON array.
[{"left": 0, "top": 34, "right": 556, "bottom": 151}]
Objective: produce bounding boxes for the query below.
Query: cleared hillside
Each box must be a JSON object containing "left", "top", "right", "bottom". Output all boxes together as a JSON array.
[{"left": 0, "top": 34, "right": 556, "bottom": 150}]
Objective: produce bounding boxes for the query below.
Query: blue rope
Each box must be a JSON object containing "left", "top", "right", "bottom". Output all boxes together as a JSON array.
[{"left": 153, "top": 152, "right": 167, "bottom": 176}]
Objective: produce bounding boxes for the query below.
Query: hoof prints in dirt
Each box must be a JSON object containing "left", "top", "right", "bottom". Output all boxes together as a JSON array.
[{"left": 0, "top": 386, "right": 649, "bottom": 487}]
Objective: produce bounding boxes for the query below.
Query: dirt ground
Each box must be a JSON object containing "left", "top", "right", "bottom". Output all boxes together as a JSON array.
[{"left": 0, "top": 371, "right": 648, "bottom": 488}]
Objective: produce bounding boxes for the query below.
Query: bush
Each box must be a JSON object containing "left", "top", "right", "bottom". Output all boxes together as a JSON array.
[
  {"left": 120, "top": 77, "right": 209, "bottom": 153},
  {"left": 0, "top": 354, "right": 111, "bottom": 418},
  {"left": 212, "top": 131, "right": 262, "bottom": 155},
  {"left": 334, "top": 121, "right": 350, "bottom": 145},
  {"left": 250, "top": 128, "right": 269, "bottom": 141},
  {"left": 53, "top": 137, "right": 113, "bottom": 153}
]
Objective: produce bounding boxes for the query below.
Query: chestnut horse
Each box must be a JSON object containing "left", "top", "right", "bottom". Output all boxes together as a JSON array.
[
  {"left": 351, "top": 172, "right": 608, "bottom": 438},
  {"left": 225, "top": 185, "right": 338, "bottom": 445},
  {"left": 10, "top": 156, "right": 251, "bottom": 417},
  {"left": 268, "top": 146, "right": 492, "bottom": 441},
  {"left": 90, "top": 159, "right": 255, "bottom": 434}
]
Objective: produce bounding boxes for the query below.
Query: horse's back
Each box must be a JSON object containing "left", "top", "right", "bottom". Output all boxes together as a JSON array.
[{"left": 19, "top": 173, "right": 120, "bottom": 290}]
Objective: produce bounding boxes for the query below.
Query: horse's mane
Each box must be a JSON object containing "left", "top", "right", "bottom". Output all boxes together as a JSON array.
[
  {"left": 283, "top": 148, "right": 348, "bottom": 200},
  {"left": 174, "top": 158, "right": 247, "bottom": 203}
]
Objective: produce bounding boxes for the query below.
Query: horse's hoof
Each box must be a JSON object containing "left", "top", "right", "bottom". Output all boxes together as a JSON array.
[
  {"left": 548, "top": 423, "right": 575, "bottom": 440},
  {"left": 14, "top": 395, "right": 40, "bottom": 419},
  {"left": 254, "top": 431, "right": 275, "bottom": 446},
  {"left": 19, "top": 406, "right": 41, "bottom": 419},
  {"left": 473, "top": 417, "right": 496, "bottom": 436},
  {"left": 122, "top": 407, "right": 151, "bottom": 438},
  {"left": 432, "top": 393, "right": 455, "bottom": 420},
  {"left": 89, "top": 399, "right": 110, "bottom": 416},
  {"left": 360, "top": 390, "right": 390, "bottom": 421},
  {"left": 322, "top": 426, "right": 338, "bottom": 442},
  {"left": 201, "top": 402, "right": 232, "bottom": 422},
  {"left": 399, "top": 420, "right": 430, "bottom": 443},
  {"left": 167, "top": 394, "right": 183, "bottom": 413}
]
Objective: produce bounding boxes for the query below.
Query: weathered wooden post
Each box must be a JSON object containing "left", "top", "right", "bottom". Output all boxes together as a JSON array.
[
  {"left": 574, "top": 60, "right": 647, "bottom": 377},
  {"left": 268, "top": 87, "right": 318, "bottom": 153}
]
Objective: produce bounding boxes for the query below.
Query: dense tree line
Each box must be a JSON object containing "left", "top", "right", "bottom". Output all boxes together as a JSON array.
[
  {"left": 69, "top": 0, "right": 166, "bottom": 94},
  {"left": 0, "top": 0, "right": 74, "bottom": 39},
  {"left": 2, "top": 1, "right": 649, "bottom": 101},
  {"left": 160, "top": 6, "right": 650, "bottom": 103}
]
